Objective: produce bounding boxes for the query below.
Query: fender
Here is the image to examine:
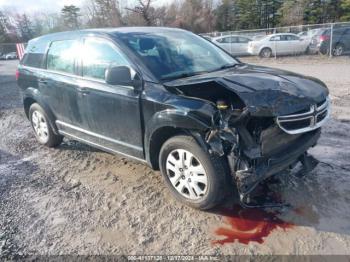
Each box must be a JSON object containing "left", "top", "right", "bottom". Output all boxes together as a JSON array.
[
  {"left": 23, "top": 87, "right": 60, "bottom": 135},
  {"left": 144, "top": 109, "right": 213, "bottom": 168}
]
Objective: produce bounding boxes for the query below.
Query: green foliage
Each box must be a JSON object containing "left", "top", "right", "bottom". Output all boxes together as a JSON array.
[
  {"left": 340, "top": 0, "right": 350, "bottom": 21},
  {"left": 61, "top": 5, "right": 81, "bottom": 30}
]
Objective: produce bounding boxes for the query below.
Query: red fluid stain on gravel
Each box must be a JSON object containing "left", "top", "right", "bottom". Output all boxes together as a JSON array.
[{"left": 212, "top": 205, "right": 293, "bottom": 245}]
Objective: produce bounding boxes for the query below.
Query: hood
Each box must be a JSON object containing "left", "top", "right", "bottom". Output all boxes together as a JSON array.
[{"left": 164, "top": 64, "right": 329, "bottom": 117}]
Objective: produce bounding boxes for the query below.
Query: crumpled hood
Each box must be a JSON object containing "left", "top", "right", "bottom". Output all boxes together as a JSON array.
[{"left": 164, "top": 64, "right": 329, "bottom": 117}]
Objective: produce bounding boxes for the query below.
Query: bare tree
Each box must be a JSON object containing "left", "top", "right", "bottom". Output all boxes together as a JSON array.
[
  {"left": 85, "top": 0, "right": 123, "bottom": 27},
  {"left": 125, "top": 0, "right": 159, "bottom": 26},
  {"left": 15, "top": 13, "right": 35, "bottom": 41}
]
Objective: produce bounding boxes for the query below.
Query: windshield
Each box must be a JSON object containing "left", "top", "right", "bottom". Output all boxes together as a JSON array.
[{"left": 118, "top": 30, "right": 239, "bottom": 81}]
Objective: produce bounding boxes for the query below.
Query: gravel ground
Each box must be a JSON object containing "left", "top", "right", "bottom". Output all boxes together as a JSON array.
[{"left": 1, "top": 56, "right": 350, "bottom": 257}]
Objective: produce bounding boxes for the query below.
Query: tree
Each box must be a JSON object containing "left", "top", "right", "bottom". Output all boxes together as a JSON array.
[
  {"left": 86, "top": 0, "right": 123, "bottom": 27},
  {"left": 235, "top": 0, "right": 260, "bottom": 29},
  {"left": 16, "top": 14, "right": 34, "bottom": 41},
  {"left": 125, "top": 0, "right": 166, "bottom": 26},
  {"left": 61, "top": 5, "right": 81, "bottom": 30},
  {"left": 215, "top": 0, "right": 237, "bottom": 31},
  {"left": 340, "top": 0, "right": 350, "bottom": 21},
  {"left": 0, "top": 11, "right": 12, "bottom": 43},
  {"left": 278, "top": 0, "right": 308, "bottom": 26}
]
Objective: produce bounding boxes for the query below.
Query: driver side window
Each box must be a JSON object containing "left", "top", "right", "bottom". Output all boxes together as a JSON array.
[{"left": 82, "top": 38, "right": 130, "bottom": 80}]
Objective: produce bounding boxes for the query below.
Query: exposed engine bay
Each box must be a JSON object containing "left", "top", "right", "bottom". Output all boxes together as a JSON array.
[{"left": 165, "top": 76, "right": 329, "bottom": 207}]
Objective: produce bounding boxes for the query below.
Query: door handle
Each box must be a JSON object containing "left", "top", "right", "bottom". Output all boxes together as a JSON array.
[
  {"left": 38, "top": 78, "right": 48, "bottom": 84},
  {"left": 77, "top": 87, "right": 90, "bottom": 95}
]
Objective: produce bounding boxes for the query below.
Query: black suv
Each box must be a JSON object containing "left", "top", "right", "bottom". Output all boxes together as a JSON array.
[
  {"left": 17, "top": 27, "right": 330, "bottom": 209},
  {"left": 309, "top": 27, "right": 350, "bottom": 56}
]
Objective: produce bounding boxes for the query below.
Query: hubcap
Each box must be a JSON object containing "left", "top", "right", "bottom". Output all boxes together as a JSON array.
[
  {"left": 263, "top": 49, "right": 271, "bottom": 58},
  {"left": 32, "top": 110, "right": 49, "bottom": 143},
  {"left": 166, "top": 149, "right": 208, "bottom": 200},
  {"left": 334, "top": 46, "right": 343, "bottom": 56}
]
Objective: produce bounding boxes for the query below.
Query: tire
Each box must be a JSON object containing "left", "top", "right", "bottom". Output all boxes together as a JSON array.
[
  {"left": 29, "top": 103, "right": 63, "bottom": 147},
  {"left": 333, "top": 44, "right": 344, "bottom": 56},
  {"left": 259, "top": 47, "right": 272, "bottom": 58},
  {"left": 159, "top": 135, "right": 229, "bottom": 210}
]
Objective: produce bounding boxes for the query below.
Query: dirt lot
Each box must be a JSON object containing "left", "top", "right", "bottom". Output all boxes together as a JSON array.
[{"left": 1, "top": 56, "right": 350, "bottom": 257}]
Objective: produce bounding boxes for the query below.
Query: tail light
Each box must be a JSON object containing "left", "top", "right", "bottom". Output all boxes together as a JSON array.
[
  {"left": 320, "top": 35, "right": 330, "bottom": 42},
  {"left": 15, "top": 69, "right": 20, "bottom": 81}
]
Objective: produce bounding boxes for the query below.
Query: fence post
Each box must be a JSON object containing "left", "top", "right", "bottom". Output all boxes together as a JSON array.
[{"left": 329, "top": 23, "right": 333, "bottom": 58}]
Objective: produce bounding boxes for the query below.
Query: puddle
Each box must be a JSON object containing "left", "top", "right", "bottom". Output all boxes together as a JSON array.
[{"left": 212, "top": 205, "right": 293, "bottom": 245}]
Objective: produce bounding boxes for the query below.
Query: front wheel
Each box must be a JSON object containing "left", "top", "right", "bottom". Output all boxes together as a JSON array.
[
  {"left": 159, "top": 135, "right": 229, "bottom": 210},
  {"left": 259, "top": 47, "right": 272, "bottom": 58}
]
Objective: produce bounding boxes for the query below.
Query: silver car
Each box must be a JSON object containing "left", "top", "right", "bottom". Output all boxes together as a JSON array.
[
  {"left": 247, "top": 33, "right": 309, "bottom": 58},
  {"left": 212, "top": 35, "right": 252, "bottom": 56}
]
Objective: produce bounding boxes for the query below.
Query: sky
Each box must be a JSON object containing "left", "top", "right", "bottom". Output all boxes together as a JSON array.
[{"left": 0, "top": 0, "right": 170, "bottom": 14}]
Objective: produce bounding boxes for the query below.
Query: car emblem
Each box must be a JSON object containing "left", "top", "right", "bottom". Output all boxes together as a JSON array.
[{"left": 310, "top": 104, "right": 318, "bottom": 126}]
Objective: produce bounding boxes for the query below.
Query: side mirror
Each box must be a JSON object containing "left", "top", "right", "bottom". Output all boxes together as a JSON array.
[{"left": 105, "top": 66, "right": 133, "bottom": 86}]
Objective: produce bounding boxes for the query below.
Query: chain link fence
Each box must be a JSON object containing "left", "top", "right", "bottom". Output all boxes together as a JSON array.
[{"left": 202, "top": 21, "right": 350, "bottom": 58}]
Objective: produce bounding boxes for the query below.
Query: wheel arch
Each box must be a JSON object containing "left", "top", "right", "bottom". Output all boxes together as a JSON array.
[
  {"left": 23, "top": 88, "right": 59, "bottom": 135},
  {"left": 145, "top": 109, "right": 211, "bottom": 170}
]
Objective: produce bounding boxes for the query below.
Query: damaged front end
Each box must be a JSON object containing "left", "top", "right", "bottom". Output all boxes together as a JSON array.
[
  {"left": 164, "top": 69, "right": 330, "bottom": 207},
  {"left": 206, "top": 101, "right": 321, "bottom": 207}
]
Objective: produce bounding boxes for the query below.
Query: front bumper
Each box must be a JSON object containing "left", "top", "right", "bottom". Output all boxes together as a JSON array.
[
  {"left": 235, "top": 128, "right": 321, "bottom": 195},
  {"left": 247, "top": 46, "right": 259, "bottom": 55}
]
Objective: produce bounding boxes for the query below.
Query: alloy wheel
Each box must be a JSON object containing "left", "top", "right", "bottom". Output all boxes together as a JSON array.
[
  {"left": 32, "top": 110, "right": 49, "bottom": 143},
  {"left": 165, "top": 149, "right": 208, "bottom": 200},
  {"left": 333, "top": 45, "right": 343, "bottom": 56}
]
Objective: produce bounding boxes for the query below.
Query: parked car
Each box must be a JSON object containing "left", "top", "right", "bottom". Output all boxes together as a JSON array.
[
  {"left": 17, "top": 28, "right": 330, "bottom": 209},
  {"left": 309, "top": 27, "right": 350, "bottom": 56},
  {"left": 247, "top": 33, "right": 309, "bottom": 58},
  {"left": 4, "top": 52, "right": 18, "bottom": 60},
  {"left": 199, "top": 34, "right": 212, "bottom": 41},
  {"left": 212, "top": 35, "right": 252, "bottom": 56},
  {"left": 298, "top": 28, "right": 329, "bottom": 53}
]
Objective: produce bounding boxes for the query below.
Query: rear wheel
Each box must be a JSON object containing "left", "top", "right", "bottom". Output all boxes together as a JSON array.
[
  {"left": 333, "top": 44, "right": 344, "bottom": 56},
  {"left": 259, "top": 47, "right": 272, "bottom": 58},
  {"left": 159, "top": 135, "right": 229, "bottom": 210},
  {"left": 29, "top": 103, "right": 63, "bottom": 147}
]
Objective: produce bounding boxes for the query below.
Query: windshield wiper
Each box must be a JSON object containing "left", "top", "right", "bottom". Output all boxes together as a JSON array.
[
  {"left": 161, "top": 71, "right": 207, "bottom": 81},
  {"left": 215, "top": 63, "right": 241, "bottom": 71}
]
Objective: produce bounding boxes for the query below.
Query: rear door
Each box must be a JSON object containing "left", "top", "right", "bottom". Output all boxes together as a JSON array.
[
  {"left": 269, "top": 35, "right": 282, "bottom": 55},
  {"left": 237, "top": 37, "right": 251, "bottom": 55},
  {"left": 76, "top": 37, "right": 144, "bottom": 158},
  {"left": 43, "top": 39, "right": 84, "bottom": 127},
  {"left": 278, "top": 35, "right": 291, "bottom": 54},
  {"left": 286, "top": 34, "right": 305, "bottom": 53},
  {"left": 345, "top": 29, "right": 350, "bottom": 51},
  {"left": 214, "top": 36, "right": 232, "bottom": 53}
]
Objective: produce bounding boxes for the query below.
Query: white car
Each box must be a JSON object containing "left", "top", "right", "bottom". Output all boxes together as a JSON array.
[
  {"left": 212, "top": 35, "right": 252, "bottom": 56},
  {"left": 247, "top": 33, "right": 309, "bottom": 58},
  {"left": 5, "top": 52, "right": 18, "bottom": 60}
]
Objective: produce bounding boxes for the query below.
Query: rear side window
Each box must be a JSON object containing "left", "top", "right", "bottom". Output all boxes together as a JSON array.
[
  {"left": 82, "top": 38, "right": 129, "bottom": 80},
  {"left": 238, "top": 37, "right": 251, "bottom": 43},
  {"left": 47, "top": 40, "right": 80, "bottom": 74},
  {"left": 21, "top": 39, "right": 47, "bottom": 68},
  {"left": 270, "top": 35, "right": 281, "bottom": 41}
]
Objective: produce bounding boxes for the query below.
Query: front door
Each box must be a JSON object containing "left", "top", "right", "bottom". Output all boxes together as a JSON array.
[{"left": 77, "top": 37, "right": 144, "bottom": 159}]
